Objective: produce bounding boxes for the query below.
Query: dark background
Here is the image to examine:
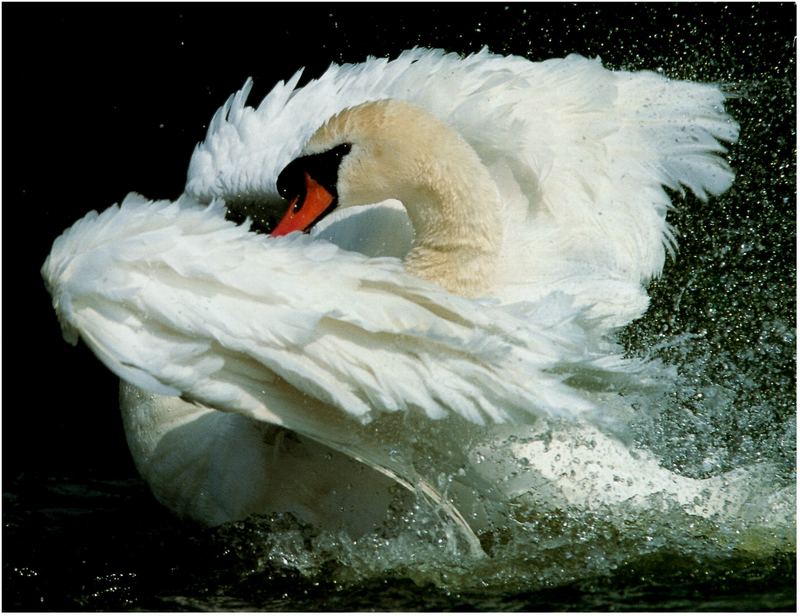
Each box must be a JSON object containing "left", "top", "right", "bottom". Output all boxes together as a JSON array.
[{"left": 2, "top": 3, "right": 796, "bottom": 611}]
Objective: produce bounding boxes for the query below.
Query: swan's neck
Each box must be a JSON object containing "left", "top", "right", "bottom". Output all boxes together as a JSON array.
[
  {"left": 399, "top": 143, "right": 503, "bottom": 297},
  {"left": 310, "top": 99, "right": 504, "bottom": 296}
]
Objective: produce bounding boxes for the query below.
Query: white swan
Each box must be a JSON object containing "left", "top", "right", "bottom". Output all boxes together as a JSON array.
[{"left": 43, "top": 49, "right": 753, "bottom": 551}]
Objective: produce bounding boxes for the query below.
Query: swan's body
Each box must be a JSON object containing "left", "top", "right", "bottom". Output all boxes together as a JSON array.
[{"left": 43, "top": 49, "right": 753, "bottom": 548}]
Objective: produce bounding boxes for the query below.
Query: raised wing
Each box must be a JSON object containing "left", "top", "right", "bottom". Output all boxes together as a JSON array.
[
  {"left": 489, "top": 54, "right": 739, "bottom": 286},
  {"left": 186, "top": 49, "right": 737, "bottom": 317}
]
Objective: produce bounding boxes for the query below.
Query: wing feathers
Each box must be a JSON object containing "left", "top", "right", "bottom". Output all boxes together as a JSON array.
[
  {"left": 43, "top": 196, "right": 642, "bottom": 432},
  {"left": 186, "top": 49, "right": 737, "bottom": 312}
]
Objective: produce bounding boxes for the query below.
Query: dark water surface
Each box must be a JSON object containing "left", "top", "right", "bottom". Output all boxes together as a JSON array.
[{"left": 3, "top": 3, "right": 796, "bottom": 611}]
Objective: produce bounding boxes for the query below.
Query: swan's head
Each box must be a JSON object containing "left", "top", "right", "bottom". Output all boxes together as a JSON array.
[{"left": 270, "top": 99, "right": 470, "bottom": 237}]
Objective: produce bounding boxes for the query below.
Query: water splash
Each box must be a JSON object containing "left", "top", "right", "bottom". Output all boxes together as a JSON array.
[{"left": 200, "top": 333, "right": 794, "bottom": 593}]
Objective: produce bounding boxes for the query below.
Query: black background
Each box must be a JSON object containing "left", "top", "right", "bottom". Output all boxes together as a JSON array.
[{"left": 2, "top": 3, "right": 796, "bottom": 610}]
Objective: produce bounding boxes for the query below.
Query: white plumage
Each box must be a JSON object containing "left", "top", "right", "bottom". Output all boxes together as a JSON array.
[
  {"left": 188, "top": 48, "right": 737, "bottom": 323},
  {"left": 43, "top": 48, "right": 741, "bottom": 543},
  {"left": 45, "top": 194, "right": 626, "bottom": 426}
]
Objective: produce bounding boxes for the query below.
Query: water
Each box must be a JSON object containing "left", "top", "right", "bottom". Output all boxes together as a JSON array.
[
  {"left": 4, "top": 3, "right": 796, "bottom": 611},
  {"left": 3, "top": 471, "right": 795, "bottom": 611}
]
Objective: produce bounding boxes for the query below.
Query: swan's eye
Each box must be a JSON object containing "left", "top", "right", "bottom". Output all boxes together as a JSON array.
[
  {"left": 277, "top": 143, "right": 352, "bottom": 203},
  {"left": 332, "top": 143, "right": 352, "bottom": 159}
]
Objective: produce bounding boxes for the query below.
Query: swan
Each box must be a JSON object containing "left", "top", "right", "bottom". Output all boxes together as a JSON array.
[{"left": 43, "top": 49, "right": 753, "bottom": 552}]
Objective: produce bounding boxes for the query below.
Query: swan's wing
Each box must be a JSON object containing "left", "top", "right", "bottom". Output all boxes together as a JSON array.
[
  {"left": 187, "top": 49, "right": 737, "bottom": 293},
  {"left": 480, "top": 54, "right": 739, "bottom": 296},
  {"left": 43, "top": 194, "right": 646, "bottom": 437},
  {"left": 186, "top": 49, "right": 470, "bottom": 205}
]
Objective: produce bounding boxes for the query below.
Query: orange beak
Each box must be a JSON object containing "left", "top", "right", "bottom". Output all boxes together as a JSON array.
[{"left": 270, "top": 172, "right": 335, "bottom": 237}]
